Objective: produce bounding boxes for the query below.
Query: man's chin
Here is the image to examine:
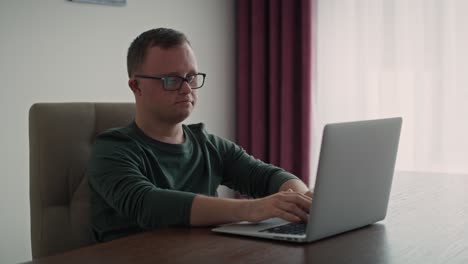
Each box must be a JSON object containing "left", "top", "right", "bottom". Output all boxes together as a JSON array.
[{"left": 170, "top": 110, "right": 192, "bottom": 124}]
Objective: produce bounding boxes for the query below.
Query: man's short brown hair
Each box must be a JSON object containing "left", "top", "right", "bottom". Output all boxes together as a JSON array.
[{"left": 127, "top": 28, "right": 190, "bottom": 77}]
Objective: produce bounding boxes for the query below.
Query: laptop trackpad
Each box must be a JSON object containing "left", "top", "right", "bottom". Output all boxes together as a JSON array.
[{"left": 212, "top": 218, "right": 289, "bottom": 233}]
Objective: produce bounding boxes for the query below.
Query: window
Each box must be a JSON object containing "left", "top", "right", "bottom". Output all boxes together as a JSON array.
[{"left": 312, "top": 0, "right": 468, "bottom": 178}]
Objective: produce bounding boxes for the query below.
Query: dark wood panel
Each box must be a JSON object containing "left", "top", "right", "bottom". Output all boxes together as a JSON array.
[{"left": 22, "top": 172, "right": 468, "bottom": 264}]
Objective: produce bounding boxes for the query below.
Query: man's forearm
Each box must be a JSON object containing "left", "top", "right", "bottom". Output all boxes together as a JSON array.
[
  {"left": 190, "top": 195, "right": 250, "bottom": 226},
  {"left": 190, "top": 185, "right": 314, "bottom": 226}
]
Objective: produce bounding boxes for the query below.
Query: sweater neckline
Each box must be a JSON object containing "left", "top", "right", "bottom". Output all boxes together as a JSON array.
[{"left": 129, "top": 121, "right": 192, "bottom": 153}]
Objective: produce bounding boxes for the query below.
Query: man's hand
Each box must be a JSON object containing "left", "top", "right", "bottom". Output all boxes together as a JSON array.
[
  {"left": 245, "top": 190, "right": 312, "bottom": 223},
  {"left": 190, "top": 185, "right": 314, "bottom": 226},
  {"left": 279, "top": 179, "right": 313, "bottom": 197},
  {"left": 304, "top": 189, "right": 314, "bottom": 199}
]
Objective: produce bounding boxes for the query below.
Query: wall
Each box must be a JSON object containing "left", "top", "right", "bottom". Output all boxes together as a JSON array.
[{"left": 0, "top": 0, "right": 235, "bottom": 262}]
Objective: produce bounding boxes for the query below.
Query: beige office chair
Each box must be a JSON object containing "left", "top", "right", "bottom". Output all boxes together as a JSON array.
[{"left": 29, "top": 102, "right": 135, "bottom": 258}]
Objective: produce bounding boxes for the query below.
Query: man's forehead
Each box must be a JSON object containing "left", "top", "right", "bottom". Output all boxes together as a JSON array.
[
  {"left": 147, "top": 44, "right": 194, "bottom": 58},
  {"left": 143, "top": 44, "right": 197, "bottom": 71}
]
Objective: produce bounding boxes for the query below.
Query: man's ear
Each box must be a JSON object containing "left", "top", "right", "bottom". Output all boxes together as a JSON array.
[{"left": 128, "top": 79, "right": 141, "bottom": 95}]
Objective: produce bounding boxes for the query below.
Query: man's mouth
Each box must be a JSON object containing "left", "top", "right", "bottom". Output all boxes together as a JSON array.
[{"left": 176, "top": 100, "right": 192, "bottom": 104}]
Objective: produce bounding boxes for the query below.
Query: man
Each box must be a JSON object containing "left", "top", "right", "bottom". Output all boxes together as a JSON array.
[{"left": 88, "top": 28, "right": 312, "bottom": 242}]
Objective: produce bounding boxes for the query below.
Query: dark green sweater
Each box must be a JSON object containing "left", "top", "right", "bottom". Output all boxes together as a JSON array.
[{"left": 88, "top": 122, "right": 298, "bottom": 242}]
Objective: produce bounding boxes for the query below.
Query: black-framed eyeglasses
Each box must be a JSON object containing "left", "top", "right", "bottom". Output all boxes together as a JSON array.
[{"left": 134, "top": 73, "right": 206, "bottom": 91}]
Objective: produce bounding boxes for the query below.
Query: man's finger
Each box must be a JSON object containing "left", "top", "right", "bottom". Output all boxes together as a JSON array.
[
  {"left": 281, "top": 193, "right": 312, "bottom": 210},
  {"left": 277, "top": 201, "right": 309, "bottom": 222},
  {"left": 274, "top": 208, "right": 302, "bottom": 223},
  {"left": 282, "top": 190, "right": 313, "bottom": 202}
]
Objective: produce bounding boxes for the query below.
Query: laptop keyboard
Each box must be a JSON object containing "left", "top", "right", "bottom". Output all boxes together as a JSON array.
[{"left": 259, "top": 222, "right": 307, "bottom": 235}]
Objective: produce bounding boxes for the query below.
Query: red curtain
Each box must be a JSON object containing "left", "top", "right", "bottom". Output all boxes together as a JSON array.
[{"left": 236, "top": 0, "right": 312, "bottom": 185}]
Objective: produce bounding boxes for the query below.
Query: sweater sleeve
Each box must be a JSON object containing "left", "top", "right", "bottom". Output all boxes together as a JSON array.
[
  {"left": 88, "top": 135, "right": 196, "bottom": 229},
  {"left": 210, "top": 135, "right": 299, "bottom": 198}
]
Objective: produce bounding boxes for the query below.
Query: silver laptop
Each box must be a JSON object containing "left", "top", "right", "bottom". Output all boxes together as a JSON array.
[{"left": 212, "top": 117, "right": 402, "bottom": 243}]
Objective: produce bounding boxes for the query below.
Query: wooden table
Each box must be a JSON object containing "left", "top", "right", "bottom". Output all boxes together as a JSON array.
[{"left": 22, "top": 172, "right": 468, "bottom": 264}]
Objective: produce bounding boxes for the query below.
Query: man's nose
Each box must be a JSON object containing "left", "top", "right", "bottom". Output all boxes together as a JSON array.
[{"left": 179, "top": 81, "right": 192, "bottom": 94}]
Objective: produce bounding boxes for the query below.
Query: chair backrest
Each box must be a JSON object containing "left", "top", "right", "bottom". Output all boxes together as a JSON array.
[{"left": 29, "top": 102, "right": 135, "bottom": 258}]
